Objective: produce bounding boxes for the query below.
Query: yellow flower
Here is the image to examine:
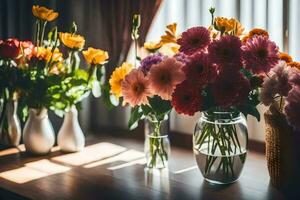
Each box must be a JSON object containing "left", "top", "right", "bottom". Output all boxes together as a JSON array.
[
  {"left": 214, "top": 17, "right": 244, "bottom": 36},
  {"left": 32, "top": 5, "right": 58, "bottom": 21},
  {"left": 109, "top": 62, "right": 133, "bottom": 98},
  {"left": 144, "top": 23, "right": 178, "bottom": 52},
  {"left": 144, "top": 41, "right": 163, "bottom": 51},
  {"left": 82, "top": 47, "right": 109, "bottom": 65},
  {"left": 35, "top": 47, "right": 63, "bottom": 62},
  {"left": 160, "top": 23, "right": 177, "bottom": 43},
  {"left": 59, "top": 32, "right": 85, "bottom": 50}
]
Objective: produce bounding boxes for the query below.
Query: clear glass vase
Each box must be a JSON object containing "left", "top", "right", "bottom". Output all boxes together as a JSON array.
[
  {"left": 193, "top": 110, "right": 248, "bottom": 184},
  {"left": 144, "top": 118, "right": 170, "bottom": 169}
]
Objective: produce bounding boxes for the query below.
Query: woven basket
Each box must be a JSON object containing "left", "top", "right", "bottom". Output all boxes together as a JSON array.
[{"left": 264, "top": 107, "right": 300, "bottom": 189}]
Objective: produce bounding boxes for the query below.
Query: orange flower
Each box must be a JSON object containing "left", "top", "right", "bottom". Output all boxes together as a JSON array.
[
  {"left": 241, "top": 35, "right": 250, "bottom": 43},
  {"left": 59, "top": 32, "right": 85, "bottom": 50},
  {"left": 278, "top": 52, "right": 293, "bottom": 63},
  {"left": 214, "top": 17, "right": 244, "bottom": 36},
  {"left": 121, "top": 69, "right": 152, "bottom": 107},
  {"left": 32, "top": 5, "right": 58, "bottom": 21},
  {"left": 144, "top": 23, "right": 178, "bottom": 52},
  {"left": 287, "top": 62, "right": 300, "bottom": 71},
  {"left": 83, "top": 47, "right": 109, "bottom": 65},
  {"left": 248, "top": 28, "right": 269, "bottom": 38},
  {"left": 34, "top": 47, "right": 63, "bottom": 62}
]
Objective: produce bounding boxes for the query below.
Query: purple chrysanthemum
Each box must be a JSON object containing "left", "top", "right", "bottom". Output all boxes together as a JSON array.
[
  {"left": 174, "top": 52, "right": 191, "bottom": 65},
  {"left": 208, "top": 35, "right": 242, "bottom": 68},
  {"left": 177, "top": 26, "right": 210, "bottom": 55},
  {"left": 285, "top": 86, "right": 300, "bottom": 130},
  {"left": 242, "top": 35, "right": 279, "bottom": 74},
  {"left": 140, "top": 54, "right": 164, "bottom": 74},
  {"left": 288, "top": 67, "right": 300, "bottom": 86}
]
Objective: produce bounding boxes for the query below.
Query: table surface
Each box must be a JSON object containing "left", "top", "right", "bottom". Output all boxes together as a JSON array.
[{"left": 0, "top": 135, "right": 287, "bottom": 200}]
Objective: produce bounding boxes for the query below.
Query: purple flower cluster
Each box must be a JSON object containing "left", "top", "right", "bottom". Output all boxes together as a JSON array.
[{"left": 140, "top": 54, "right": 164, "bottom": 74}]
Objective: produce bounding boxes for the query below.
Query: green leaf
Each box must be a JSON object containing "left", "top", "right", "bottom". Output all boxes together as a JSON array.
[
  {"left": 128, "top": 106, "right": 143, "bottom": 130},
  {"left": 238, "top": 104, "right": 260, "bottom": 121},
  {"left": 148, "top": 96, "right": 172, "bottom": 121}
]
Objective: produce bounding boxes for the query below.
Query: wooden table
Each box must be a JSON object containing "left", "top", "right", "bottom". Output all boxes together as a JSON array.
[{"left": 0, "top": 135, "right": 288, "bottom": 200}]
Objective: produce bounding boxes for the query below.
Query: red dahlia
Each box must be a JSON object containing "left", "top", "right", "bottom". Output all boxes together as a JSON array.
[
  {"left": 183, "top": 53, "right": 218, "bottom": 86},
  {"left": 212, "top": 70, "right": 250, "bottom": 108},
  {"left": 171, "top": 80, "right": 202, "bottom": 116},
  {"left": 177, "top": 27, "right": 210, "bottom": 55},
  {"left": 208, "top": 35, "right": 242, "bottom": 68}
]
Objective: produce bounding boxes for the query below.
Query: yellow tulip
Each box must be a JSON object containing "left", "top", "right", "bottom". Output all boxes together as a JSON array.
[
  {"left": 109, "top": 62, "right": 133, "bottom": 98},
  {"left": 82, "top": 47, "right": 109, "bottom": 65},
  {"left": 32, "top": 5, "right": 58, "bottom": 21},
  {"left": 59, "top": 32, "right": 85, "bottom": 50}
]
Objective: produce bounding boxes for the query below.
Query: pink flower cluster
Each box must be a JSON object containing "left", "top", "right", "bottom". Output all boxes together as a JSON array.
[
  {"left": 261, "top": 61, "right": 300, "bottom": 130},
  {"left": 121, "top": 56, "right": 185, "bottom": 107}
]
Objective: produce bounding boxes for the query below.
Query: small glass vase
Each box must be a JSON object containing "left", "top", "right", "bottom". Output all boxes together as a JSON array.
[
  {"left": 144, "top": 118, "right": 170, "bottom": 169},
  {"left": 193, "top": 110, "right": 248, "bottom": 184}
]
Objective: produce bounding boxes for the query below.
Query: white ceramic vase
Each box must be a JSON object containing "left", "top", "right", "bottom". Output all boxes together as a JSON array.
[
  {"left": 0, "top": 100, "right": 21, "bottom": 147},
  {"left": 57, "top": 106, "right": 85, "bottom": 152},
  {"left": 23, "top": 108, "right": 55, "bottom": 155}
]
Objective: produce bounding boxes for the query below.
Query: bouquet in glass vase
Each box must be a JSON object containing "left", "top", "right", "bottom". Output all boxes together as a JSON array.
[
  {"left": 109, "top": 20, "right": 182, "bottom": 169},
  {"left": 170, "top": 8, "right": 282, "bottom": 184}
]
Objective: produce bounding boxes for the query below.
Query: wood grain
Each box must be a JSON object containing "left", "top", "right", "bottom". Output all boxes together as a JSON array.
[{"left": 0, "top": 135, "right": 291, "bottom": 200}]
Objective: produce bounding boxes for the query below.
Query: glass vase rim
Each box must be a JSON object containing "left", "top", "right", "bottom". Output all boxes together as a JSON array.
[
  {"left": 146, "top": 133, "right": 169, "bottom": 139},
  {"left": 202, "top": 109, "right": 242, "bottom": 121}
]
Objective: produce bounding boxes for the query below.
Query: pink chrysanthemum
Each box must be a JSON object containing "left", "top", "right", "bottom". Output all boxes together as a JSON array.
[
  {"left": 171, "top": 80, "right": 202, "bottom": 116},
  {"left": 183, "top": 52, "right": 218, "bottom": 86},
  {"left": 177, "top": 27, "right": 210, "bottom": 55},
  {"left": 242, "top": 35, "right": 279, "bottom": 74},
  {"left": 208, "top": 35, "right": 242, "bottom": 68},
  {"left": 285, "top": 86, "right": 300, "bottom": 130},
  {"left": 148, "top": 57, "right": 185, "bottom": 100},
  {"left": 212, "top": 70, "right": 250, "bottom": 108},
  {"left": 122, "top": 69, "right": 152, "bottom": 107}
]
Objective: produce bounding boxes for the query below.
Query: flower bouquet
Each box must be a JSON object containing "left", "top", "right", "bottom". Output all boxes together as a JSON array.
[
  {"left": 109, "top": 19, "right": 182, "bottom": 169},
  {"left": 0, "top": 5, "right": 109, "bottom": 154},
  {"left": 168, "top": 8, "right": 282, "bottom": 184}
]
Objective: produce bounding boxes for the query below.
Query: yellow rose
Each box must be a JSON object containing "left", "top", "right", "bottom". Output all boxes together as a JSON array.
[
  {"left": 109, "top": 62, "right": 133, "bottom": 98},
  {"left": 59, "top": 32, "right": 85, "bottom": 50},
  {"left": 82, "top": 47, "right": 109, "bottom": 65},
  {"left": 32, "top": 5, "right": 58, "bottom": 21}
]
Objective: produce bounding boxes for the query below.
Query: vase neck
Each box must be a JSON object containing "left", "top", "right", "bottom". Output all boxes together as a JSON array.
[{"left": 30, "top": 108, "right": 48, "bottom": 119}]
